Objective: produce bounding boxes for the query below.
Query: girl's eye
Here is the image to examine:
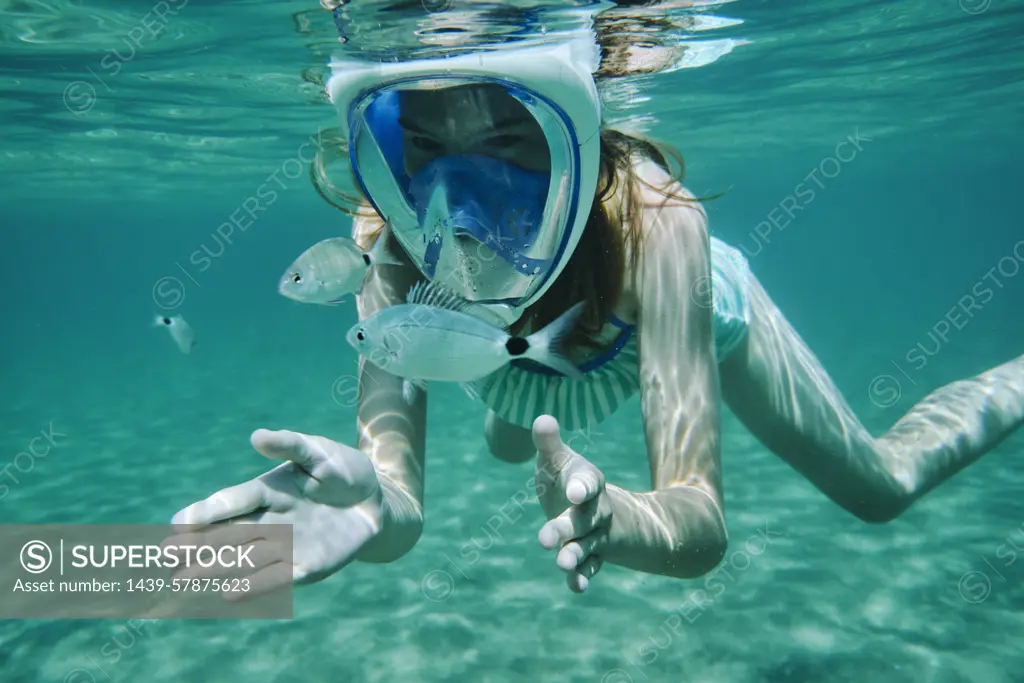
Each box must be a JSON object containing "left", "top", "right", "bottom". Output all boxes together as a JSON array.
[{"left": 410, "top": 136, "right": 444, "bottom": 153}]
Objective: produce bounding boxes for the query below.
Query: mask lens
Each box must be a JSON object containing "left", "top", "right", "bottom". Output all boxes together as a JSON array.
[{"left": 349, "top": 79, "right": 582, "bottom": 306}]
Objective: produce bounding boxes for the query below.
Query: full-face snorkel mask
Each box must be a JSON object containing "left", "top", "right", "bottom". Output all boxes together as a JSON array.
[{"left": 326, "top": 31, "right": 602, "bottom": 325}]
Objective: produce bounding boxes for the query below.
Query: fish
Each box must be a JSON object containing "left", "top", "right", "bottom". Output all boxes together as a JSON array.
[
  {"left": 277, "top": 221, "right": 403, "bottom": 305},
  {"left": 153, "top": 314, "right": 196, "bottom": 355},
  {"left": 345, "top": 281, "right": 586, "bottom": 394}
]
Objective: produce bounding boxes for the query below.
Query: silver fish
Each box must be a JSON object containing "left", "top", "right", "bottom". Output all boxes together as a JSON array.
[
  {"left": 153, "top": 314, "right": 196, "bottom": 355},
  {"left": 345, "top": 281, "right": 586, "bottom": 390},
  {"left": 278, "top": 221, "right": 402, "bottom": 305}
]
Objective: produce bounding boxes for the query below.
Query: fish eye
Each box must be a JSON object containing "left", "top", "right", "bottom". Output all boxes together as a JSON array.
[
  {"left": 291, "top": 273, "right": 302, "bottom": 284},
  {"left": 162, "top": 317, "right": 171, "bottom": 325},
  {"left": 356, "top": 331, "right": 365, "bottom": 341}
]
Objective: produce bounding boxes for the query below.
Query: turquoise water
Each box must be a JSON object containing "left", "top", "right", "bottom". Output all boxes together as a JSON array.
[{"left": 3, "top": 0, "right": 1024, "bottom": 681}]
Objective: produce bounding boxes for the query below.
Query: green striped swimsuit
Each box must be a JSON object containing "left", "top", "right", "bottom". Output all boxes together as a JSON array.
[{"left": 468, "top": 237, "right": 753, "bottom": 432}]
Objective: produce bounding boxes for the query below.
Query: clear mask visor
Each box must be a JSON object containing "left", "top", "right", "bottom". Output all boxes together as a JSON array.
[{"left": 348, "top": 78, "right": 584, "bottom": 307}]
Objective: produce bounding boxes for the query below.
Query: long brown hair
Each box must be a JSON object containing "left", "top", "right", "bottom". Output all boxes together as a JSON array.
[{"left": 308, "top": 126, "right": 702, "bottom": 349}]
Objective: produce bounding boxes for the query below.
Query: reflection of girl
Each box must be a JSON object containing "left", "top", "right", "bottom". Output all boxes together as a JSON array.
[
  {"left": 593, "top": 1, "right": 707, "bottom": 77},
  {"left": 173, "top": 27, "right": 1024, "bottom": 594}
]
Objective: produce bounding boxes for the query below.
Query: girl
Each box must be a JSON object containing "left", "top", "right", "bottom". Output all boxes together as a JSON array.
[{"left": 172, "top": 30, "right": 1024, "bottom": 595}]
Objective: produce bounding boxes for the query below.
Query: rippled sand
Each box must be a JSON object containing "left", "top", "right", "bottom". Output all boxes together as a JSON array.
[{"left": 1, "top": 327, "right": 1021, "bottom": 683}]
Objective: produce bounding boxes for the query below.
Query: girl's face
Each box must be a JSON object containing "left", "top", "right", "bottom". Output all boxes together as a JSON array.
[
  {"left": 389, "top": 84, "right": 556, "bottom": 304},
  {"left": 398, "top": 84, "right": 551, "bottom": 176}
]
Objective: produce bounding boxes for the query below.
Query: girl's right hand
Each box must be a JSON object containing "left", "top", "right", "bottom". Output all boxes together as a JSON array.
[{"left": 170, "top": 428, "right": 383, "bottom": 587}]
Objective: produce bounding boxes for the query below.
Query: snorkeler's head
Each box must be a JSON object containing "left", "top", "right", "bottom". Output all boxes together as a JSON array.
[{"left": 326, "top": 34, "right": 602, "bottom": 321}]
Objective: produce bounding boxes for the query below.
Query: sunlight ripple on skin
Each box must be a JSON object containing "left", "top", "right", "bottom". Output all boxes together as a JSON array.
[{"left": 720, "top": 279, "right": 1024, "bottom": 522}]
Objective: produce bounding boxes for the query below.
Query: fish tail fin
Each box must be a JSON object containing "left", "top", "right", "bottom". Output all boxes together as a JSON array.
[
  {"left": 369, "top": 220, "right": 403, "bottom": 267},
  {"left": 523, "top": 302, "right": 587, "bottom": 382}
]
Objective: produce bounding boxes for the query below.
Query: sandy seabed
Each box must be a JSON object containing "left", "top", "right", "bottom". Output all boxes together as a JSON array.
[{"left": 0, "top": 336, "right": 1021, "bottom": 683}]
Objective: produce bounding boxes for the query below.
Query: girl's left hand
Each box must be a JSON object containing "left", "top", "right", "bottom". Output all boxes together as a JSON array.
[{"left": 532, "top": 415, "right": 613, "bottom": 593}]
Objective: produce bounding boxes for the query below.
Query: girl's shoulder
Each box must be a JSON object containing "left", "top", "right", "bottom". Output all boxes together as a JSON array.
[
  {"left": 614, "top": 155, "right": 712, "bottom": 319},
  {"left": 619, "top": 155, "right": 710, "bottom": 268},
  {"left": 632, "top": 156, "right": 709, "bottom": 226}
]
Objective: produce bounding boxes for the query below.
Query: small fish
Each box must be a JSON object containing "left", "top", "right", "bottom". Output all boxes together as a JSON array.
[
  {"left": 153, "top": 314, "right": 196, "bottom": 355},
  {"left": 346, "top": 281, "right": 586, "bottom": 391},
  {"left": 278, "top": 221, "right": 403, "bottom": 305}
]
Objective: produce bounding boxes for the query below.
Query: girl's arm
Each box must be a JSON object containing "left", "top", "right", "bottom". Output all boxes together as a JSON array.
[
  {"left": 349, "top": 215, "right": 429, "bottom": 563},
  {"left": 601, "top": 194, "right": 727, "bottom": 579}
]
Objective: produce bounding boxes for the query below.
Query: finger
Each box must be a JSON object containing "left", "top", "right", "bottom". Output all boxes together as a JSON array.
[
  {"left": 171, "top": 479, "right": 273, "bottom": 528},
  {"left": 166, "top": 519, "right": 267, "bottom": 550},
  {"left": 251, "top": 429, "right": 323, "bottom": 474},
  {"left": 556, "top": 528, "right": 607, "bottom": 572},
  {"left": 532, "top": 415, "right": 573, "bottom": 472},
  {"left": 567, "top": 555, "right": 603, "bottom": 594},
  {"left": 162, "top": 523, "right": 267, "bottom": 571},
  {"left": 173, "top": 538, "right": 286, "bottom": 581},
  {"left": 538, "top": 505, "right": 596, "bottom": 551},
  {"left": 564, "top": 465, "right": 603, "bottom": 506}
]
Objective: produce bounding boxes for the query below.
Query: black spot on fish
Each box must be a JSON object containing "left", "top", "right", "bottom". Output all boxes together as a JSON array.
[
  {"left": 505, "top": 337, "right": 529, "bottom": 356},
  {"left": 362, "top": 253, "right": 371, "bottom": 266},
  {"left": 162, "top": 317, "right": 171, "bottom": 325}
]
